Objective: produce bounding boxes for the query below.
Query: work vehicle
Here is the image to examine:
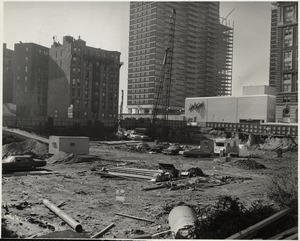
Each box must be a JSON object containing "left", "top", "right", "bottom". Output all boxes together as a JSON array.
[{"left": 2, "top": 155, "right": 46, "bottom": 173}]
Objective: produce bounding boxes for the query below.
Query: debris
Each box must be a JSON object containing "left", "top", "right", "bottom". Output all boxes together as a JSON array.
[
  {"left": 57, "top": 201, "right": 66, "bottom": 208},
  {"left": 91, "top": 223, "right": 115, "bottom": 238},
  {"left": 158, "top": 163, "right": 179, "bottom": 178},
  {"left": 168, "top": 206, "right": 197, "bottom": 239},
  {"left": 43, "top": 199, "right": 83, "bottom": 232},
  {"left": 232, "top": 158, "right": 267, "bottom": 170},
  {"left": 226, "top": 208, "right": 291, "bottom": 239},
  {"left": 142, "top": 184, "right": 166, "bottom": 191},
  {"left": 37, "top": 230, "right": 85, "bottom": 238},
  {"left": 187, "top": 167, "right": 207, "bottom": 177},
  {"left": 130, "top": 230, "right": 172, "bottom": 239},
  {"left": 115, "top": 212, "right": 155, "bottom": 223}
]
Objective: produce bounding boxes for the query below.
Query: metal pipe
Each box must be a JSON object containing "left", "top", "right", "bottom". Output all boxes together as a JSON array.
[
  {"left": 115, "top": 212, "right": 154, "bottom": 223},
  {"left": 43, "top": 199, "right": 82, "bottom": 232}
]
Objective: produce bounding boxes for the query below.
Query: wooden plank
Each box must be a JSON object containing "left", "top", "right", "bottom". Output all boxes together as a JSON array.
[
  {"left": 226, "top": 208, "right": 291, "bottom": 239},
  {"left": 283, "top": 233, "right": 298, "bottom": 240},
  {"left": 268, "top": 226, "right": 298, "bottom": 240},
  {"left": 91, "top": 223, "right": 115, "bottom": 238},
  {"left": 2, "top": 170, "right": 54, "bottom": 177},
  {"left": 115, "top": 213, "right": 154, "bottom": 223},
  {"left": 108, "top": 171, "right": 153, "bottom": 180},
  {"left": 109, "top": 167, "right": 163, "bottom": 173}
]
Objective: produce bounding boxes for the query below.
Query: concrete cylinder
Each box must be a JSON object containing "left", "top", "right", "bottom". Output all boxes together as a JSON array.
[{"left": 168, "top": 206, "right": 197, "bottom": 239}]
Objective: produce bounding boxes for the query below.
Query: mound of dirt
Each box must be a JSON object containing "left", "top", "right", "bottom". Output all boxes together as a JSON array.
[
  {"left": 232, "top": 159, "right": 266, "bottom": 170},
  {"left": 47, "top": 151, "right": 75, "bottom": 164},
  {"left": 2, "top": 139, "right": 48, "bottom": 158},
  {"left": 47, "top": 151, "right": 105, "bottom": 164},
  {"left": 259, "top": 137, "right": 297, "bottom": 150}
]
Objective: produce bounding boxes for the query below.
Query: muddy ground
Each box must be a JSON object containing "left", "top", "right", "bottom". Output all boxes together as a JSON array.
[{"left": 2, "top": 140, "right": 298, "bottom": 238}]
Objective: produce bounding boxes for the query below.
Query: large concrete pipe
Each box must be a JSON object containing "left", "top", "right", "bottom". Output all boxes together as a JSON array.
[
  {"left": 43, "top": 199, "right": 83, "bottom": 232},
  {"left": 168, "top": 206, "right": 197, "bottom": 239}
]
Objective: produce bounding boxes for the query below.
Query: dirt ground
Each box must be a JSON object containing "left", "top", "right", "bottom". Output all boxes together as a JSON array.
[{"left": 2, "top": 140, "right": 298, "bottom": 238}]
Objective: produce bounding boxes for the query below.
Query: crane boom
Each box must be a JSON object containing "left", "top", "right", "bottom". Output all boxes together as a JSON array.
[{"left": 151, "top": 9, "right": 176, "bottom": 140}]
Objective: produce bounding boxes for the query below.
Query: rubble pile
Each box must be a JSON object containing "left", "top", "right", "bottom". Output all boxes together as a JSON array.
[
  {"left": 2, "top": 139, "right": 48, "bottom": 158},
  {"left": 232, "top": 158, "right": 266, "bottom": 170},
  {"left": 259, "top": 137, "right": 297, "bottom": 150},
  {"left": 113, "top": 142, "right": 151, "bottom": 153}
]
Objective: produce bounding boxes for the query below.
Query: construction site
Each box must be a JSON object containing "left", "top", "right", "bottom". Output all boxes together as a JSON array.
[
  {"left": 2, "top": 2, "right": 298, "bottom": 239},
  {"left": 2, "top": 123, "right": 298, "bottom": 239}
]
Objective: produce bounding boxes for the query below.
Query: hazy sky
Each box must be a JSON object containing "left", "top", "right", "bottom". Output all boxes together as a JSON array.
[{"left": 2, "top": 1, "right": 273, "bottom": 111}]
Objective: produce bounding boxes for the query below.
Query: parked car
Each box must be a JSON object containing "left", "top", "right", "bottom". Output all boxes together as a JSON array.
[
  {"left": 150, "top": 143, "right": 170, "bottom": 153},
  {"left": 183, "top": 148, "right": 212, "bottom": 157},
  {"left": 2, "top": 155, "right": 47, "bottom": 173},
  {"left": 162, "top": 143, "right": 182, "bottom": 155}
]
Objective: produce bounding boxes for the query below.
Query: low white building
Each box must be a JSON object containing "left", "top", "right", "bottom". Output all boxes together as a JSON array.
[
  {"left": 49, "top": 136, "right": 89, "bottom": 155},
  {"left": 185, "top": 94, "right": 276, "bottom": 125}
]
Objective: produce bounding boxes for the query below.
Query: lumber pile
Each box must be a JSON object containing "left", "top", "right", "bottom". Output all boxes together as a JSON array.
[{"left": 100, "top": 166, "right": 168, "bottom": 181}]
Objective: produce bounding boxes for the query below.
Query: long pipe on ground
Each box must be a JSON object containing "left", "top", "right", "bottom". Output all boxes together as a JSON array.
[{"left": 43, "top": 199, "right": 83, "bottom": 232}]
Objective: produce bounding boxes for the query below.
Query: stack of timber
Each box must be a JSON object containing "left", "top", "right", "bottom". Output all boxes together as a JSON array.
[{"left": 101, "top": 167, "right": 164, "bottom": 180}]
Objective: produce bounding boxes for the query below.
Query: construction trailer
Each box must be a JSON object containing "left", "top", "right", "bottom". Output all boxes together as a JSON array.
[
  {"left": 49, "top": 136, "right": 89, "bottom": 155},
  {"left": 213, "top": 138, "right": 241, "bottom": 156}
]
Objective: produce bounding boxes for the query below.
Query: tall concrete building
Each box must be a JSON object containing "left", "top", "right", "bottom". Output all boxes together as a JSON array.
[
  {"left": 48, "top": 36, "right": 121, "bottom": 122},
  {"left": 127, "top": 2, "right": 233, "bottom": 114},
  {"left": 12, "top": 42, "right": 49, "bottom": 117},
  {"left": 269, "top": 2, "right": 298, "bottom": 123},
  {"left": 3, "top": 43, "right": 14, "bottom": 104}
]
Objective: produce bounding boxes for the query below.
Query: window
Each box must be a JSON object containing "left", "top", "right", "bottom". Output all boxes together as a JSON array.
[
  {"left": 39, "top": 50, "right": 42, "bottom": 54},
  {"left": 24, "top": 87, "right": 28, "bottom": 92},
  {"left": 284, "top": 61, "right": 292, "bottom": 70},
  {"left": 72, "top": 79, "right": 76, "bottom": 85},
  {"left": 284, "top": 6, "right": 295, "bottom": 23},
  {"left": 284, "top": 28, "right": 293, "bottom": 47},
  {"left": 26, "top": 47, "right": 29, "bottom": 52},
  {"left": 25, "top": 57, "right": 28, "bottom": 63},
  {"left": 283, "top": 96, "right": 291, "bottom": 102},
  {"left": 283, "top": 73, "right": 292, "bottom": 92},
  {"left": 70, "top": 143, "right": 75, "bottom": 147},
  {"left": 17, "top": 66, "right": 20, "bottom": 71},
  {"left": 25, "top": 76, "right": 27, "bottom": 82}
]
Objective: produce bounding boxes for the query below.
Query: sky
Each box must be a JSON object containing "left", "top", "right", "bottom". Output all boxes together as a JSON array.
[{"left": 2, "top": 1, "right": 273, "bottom": 112}]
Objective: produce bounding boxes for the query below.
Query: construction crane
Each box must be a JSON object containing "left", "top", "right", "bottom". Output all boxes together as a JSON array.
[{"left": 151, "top": 9, "right": 176, "bottom": 140}]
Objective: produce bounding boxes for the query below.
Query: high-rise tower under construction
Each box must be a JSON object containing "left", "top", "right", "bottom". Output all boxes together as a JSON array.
[{"left": 127, "top": 2, "right": 233, "bottom": 115}]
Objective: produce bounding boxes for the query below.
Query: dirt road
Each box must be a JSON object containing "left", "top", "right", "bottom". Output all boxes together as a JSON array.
[{"left": 2, "top": 142, "right": 297, "bottom": 238}]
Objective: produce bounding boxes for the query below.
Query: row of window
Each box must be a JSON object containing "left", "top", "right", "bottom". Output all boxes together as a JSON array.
[{"left": 128, "top": 100, "right": 154, "bottom": 105}]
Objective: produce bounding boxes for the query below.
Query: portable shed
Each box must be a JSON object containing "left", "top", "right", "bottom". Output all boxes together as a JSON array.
[{"left": 49, "top": 136, "right": 89, "bottom": 155}]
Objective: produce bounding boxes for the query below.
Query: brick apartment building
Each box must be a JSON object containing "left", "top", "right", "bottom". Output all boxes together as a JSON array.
[
  {"left": 269, "top": 2, "right": 298, "bottom": 123},
  {"left": 12, "top": 42, "right": 49, "bottom": 117},
  {"left": 48, "top": 36, "right": 121, "bottom": 122}
]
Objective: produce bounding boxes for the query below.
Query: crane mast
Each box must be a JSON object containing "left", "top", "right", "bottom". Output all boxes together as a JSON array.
[{"left": 152, "top": 9, "right": 176, "bottom": 140}]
